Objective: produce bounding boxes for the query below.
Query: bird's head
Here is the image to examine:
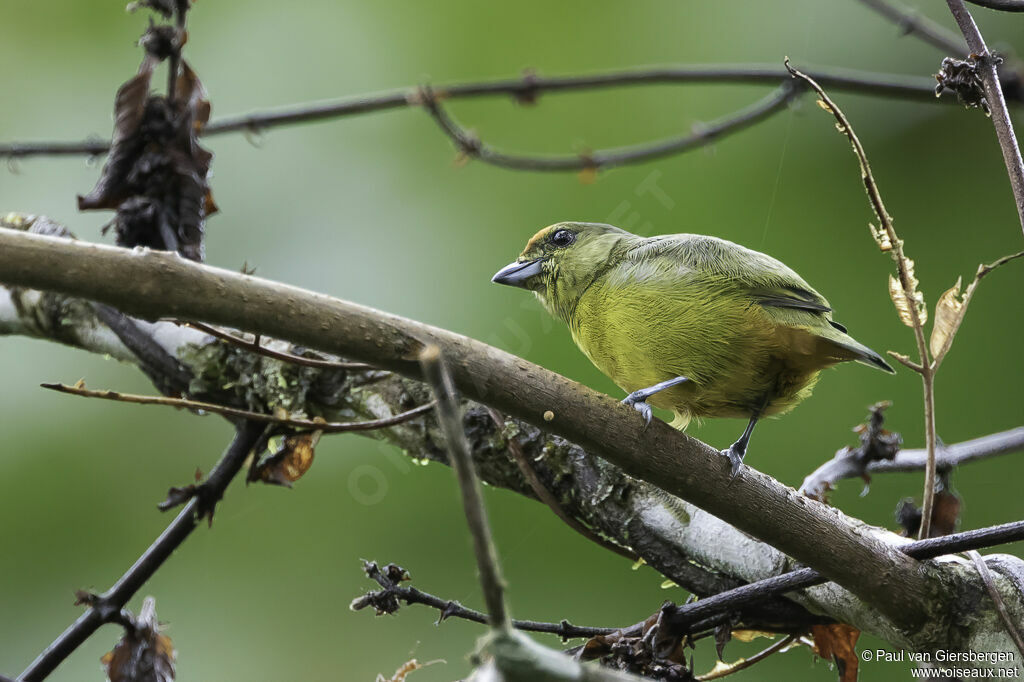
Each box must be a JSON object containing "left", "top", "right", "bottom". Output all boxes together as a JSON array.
[{"left": 492, "top": 222, "right": 631, "bottom": 320}]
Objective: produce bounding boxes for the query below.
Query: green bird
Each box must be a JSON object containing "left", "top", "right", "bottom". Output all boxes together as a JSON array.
[{"left": 491, "top": 222, "right": 893, "bottom": 476}]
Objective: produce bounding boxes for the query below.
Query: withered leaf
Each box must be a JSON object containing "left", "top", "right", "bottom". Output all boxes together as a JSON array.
[
  {"left": 376, "top": 659, "right": 424, "bottom": 682},
  {"left": 929, "top": 277, "right": 964, "bottom": 361},
  {"left": 897, "top": 489, "right": 961, "bottom": 538},
  {"left": 80, "top": 54, "right": 213, "bottom": 262},
  {"left": 101, "top": 597, "right": 175, "bottom": 682},
  {"left": 868, "top": 223, "right": 892, "bottom": 252},
  {"left": 811, "top": 623, "right": 860, "bottom": 682},
  {"left": 252, "top": 431, "right": 320, "bottom": 487},
  {"left": 888, "top": 273, "right": 927, "bottom": 327},
  {"left": 78, "top": 59, "right": 156, "bottom": 211}
]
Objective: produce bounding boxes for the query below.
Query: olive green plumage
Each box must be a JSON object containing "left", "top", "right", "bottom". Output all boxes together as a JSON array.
[{"left": 494, "top": 222, "right": 892, "bottom": 432}]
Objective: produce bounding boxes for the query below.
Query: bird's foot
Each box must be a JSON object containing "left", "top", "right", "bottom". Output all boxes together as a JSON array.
[
  {"left": 720, "top": 444, "right": 746, "bottom": 479},
  {"left": 621, "top": 376, "right": 689, "bottom": 427},
  {"left": 622, "top": 392, "right": 655, "bottom": 426}
]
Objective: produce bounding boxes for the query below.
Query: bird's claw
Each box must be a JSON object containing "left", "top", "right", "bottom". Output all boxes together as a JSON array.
[
  {"left": 720, "top": 445, "right": 744, "bottom": 479},
  {"left": 622, "top": 392, "right": 653, "bottom": 427}
]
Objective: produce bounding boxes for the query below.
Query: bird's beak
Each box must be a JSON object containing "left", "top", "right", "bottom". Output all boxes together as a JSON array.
[{"left": 491, "top": 259, "right": 545, "bottom": 289}]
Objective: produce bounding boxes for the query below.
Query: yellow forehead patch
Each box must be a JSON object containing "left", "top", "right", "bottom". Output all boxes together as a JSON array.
[{"left": 524, "top": 225, "right": 557, "bottom": 253}]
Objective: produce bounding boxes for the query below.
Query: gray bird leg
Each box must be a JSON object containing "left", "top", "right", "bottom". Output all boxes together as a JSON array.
[
  {"left": 721, "top": 396, "right": 770, "bottom": 478},
  {"left": 622, "top": 376, "right": 689, "bottom": 426}
]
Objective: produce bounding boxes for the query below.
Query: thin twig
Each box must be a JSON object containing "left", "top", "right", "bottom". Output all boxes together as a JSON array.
[
  {"left": 801, "top": 426, "right": 1024, "bottom": 494},
  {"left": 17, "top": 421, "right": 266, "bottom": 682},
  {"left": 696, "top": 635, "right": 798, "bottom": 681},
  {"left": 486, "top": 407, "right": 639, "bottom": 562},
  {"left": 41, "top": 382, "right": 433, "bottom": 434},
  {"left": 854, "top": 0, "right": 966, "bottom": 53},
  {"left": 1, "top": 64, "right": 1003, "bottom": 161},
  {"left": 965, "top": 0, "right": 1024, "bottom": 10},
  {"left": 165, "top": 0, "right": 188, "bottom": 103},
  {"left": 181, "top": 319, "right": 372, "bottom": 370},
  {"left": 420, "top": 82, "right": 799, "bottom": 172},
  {"left": 784, "top": 59, "right": 939, "bottom": 539},
  {"left": 947, "top": 0, "right": 1024, "bottom": 234},
  {"left": 351, "top": 560, "right": 614, "bottom": 639},
  {"left": 968, "top": 551, "right": 1024, "bottom": 656},
  {"left": 662, "top": 519, "right": 1024, "bottom": 633},
  {"left": 419, "top": 346, "right": 510, "bottom": 630}
]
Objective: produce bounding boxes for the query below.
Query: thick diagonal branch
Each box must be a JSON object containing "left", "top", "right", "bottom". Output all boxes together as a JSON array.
[{"left": 0, "top": 226, "right": 944, "bottom": 635}]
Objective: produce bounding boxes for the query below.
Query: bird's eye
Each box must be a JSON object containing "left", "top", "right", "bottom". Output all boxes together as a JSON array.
[{"left": 550, "top": 229, "right": 576, "bottom": 247}]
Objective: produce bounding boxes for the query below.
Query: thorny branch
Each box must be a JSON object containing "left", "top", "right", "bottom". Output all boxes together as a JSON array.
[{"left": 17, "top": 421, "right": 266, "bottom": 682}]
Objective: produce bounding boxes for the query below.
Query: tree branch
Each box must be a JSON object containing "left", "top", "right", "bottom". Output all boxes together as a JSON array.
[
  {"left": 351, "top": 560, "right": 615, "bottom": 640},
  {"left": 420, "top": 346, "right": 509, "bottom": 630},
  {"left": 965, "top": 0, "right": 1024, "bottom": 11},
  {"left": 419, "top": 82, "right": 799, "bottom": 172},
  {"left": 946, "top": 0, "right": 1024, "bottom": 235},
  {"left": 0, "top": 224, "right": 960, "bottom": 636},
  {"left": 17, "top": 421, "right": 266, "bottom": 682},
  {"left": 1, "top": 63, "right": 1015, "bottom": 161},
  {"left": 40, "top": 381, "right": 435, "bottom": 435},
  {"left": 802, "top": 426, "right": 1024, "bottom": 496},
  {"left": 854, "top": 0, "right": 966, "bottom": 54}
]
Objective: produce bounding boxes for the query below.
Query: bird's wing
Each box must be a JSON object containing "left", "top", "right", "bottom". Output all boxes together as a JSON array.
[{"left": 621, "top": 234, "right": 833, "bottom": 313}]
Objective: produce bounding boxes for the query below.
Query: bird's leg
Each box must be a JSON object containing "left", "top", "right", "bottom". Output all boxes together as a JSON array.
[
  {"left": 721, "top": 397, "right": 769, "bottom": 478},
  {"left": 622, "top": 376, "right": 689, "bottom": 426}
]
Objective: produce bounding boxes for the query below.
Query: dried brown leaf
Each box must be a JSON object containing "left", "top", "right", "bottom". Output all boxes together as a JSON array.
[
  {"left": 888, "top": 273, "right": 927, "bottom": 327},
  {"left": 929, "top": 277, "right": 964, "bottom": 360},
  {"left": 376, "top": 659, "right": 423, "bottom": 682},
  {"left": 811, "top": 623, "right": 860, "bottom": 682},
  {"left": 252, "top": 431, "right": 320, "bottom": 487},
  {"left": 102, "top": 597, "right": 175, "bottom": 682},
  {"left": 868, "top": 223, "right": 893, "bottom": 252}
]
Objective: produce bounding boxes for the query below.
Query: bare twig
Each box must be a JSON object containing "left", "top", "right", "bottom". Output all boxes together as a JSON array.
[
  {"left": 351, "top": 560, "right": 614, "bottom": 639},
  {"left": 17, "top": 421, "right": 266, "bottom": 682},
  {"left": 696, "top": 634, "right": 798, "bottom": 681},
  {"left": 2, "top": 63, "right": 1008, "bottom": 161},
  {"left": 420, "top": 82, "right": 799, "bottom": 172},
  {"left": 419, "top": 346, "right": 509, "bottom": 630},
  {"left": 785, "top": 59, "right": 939, "bottom": 539},
  {"left": 41, "top": 382, "right": 434, "bottom": 434},
  {"left": 802, "top": 426, "right": 1024, "bottom": 496},
  {"left": 854, "top": 0, "right": 966, "bottom": 53},
  {"left": 486, "top": 408, "right": 639, "bottom": 562},
  {"left": 165, "top": 0, "right": 189, "bottom": 102},
  {"left": 180, "top": 320, "right": 372, "bottom": 370},
  {"left": 965, "top": 0, "right": 1024, "bottom": 10},
  {"left": 947, "top": 0, "right": 1024, "bottom": 234},
  {"left": 662, "top": 519, "right": 1024, "bottom": 634},
  {"left": 968, "top": 551, "right": 1024, "bottom": 656}
]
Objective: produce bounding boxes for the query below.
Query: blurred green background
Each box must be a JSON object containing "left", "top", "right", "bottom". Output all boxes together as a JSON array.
[{"left": 1, "top": 1, "right": 1022, "bottom": 680}]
